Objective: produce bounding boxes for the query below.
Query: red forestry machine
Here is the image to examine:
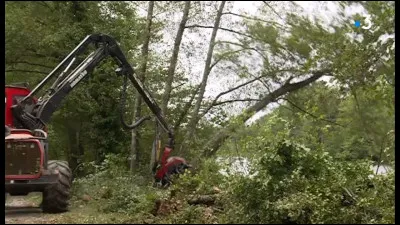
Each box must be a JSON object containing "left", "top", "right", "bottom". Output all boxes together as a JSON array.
[{"left": 5, "top": 34, "right": 190, "bottom": 213}]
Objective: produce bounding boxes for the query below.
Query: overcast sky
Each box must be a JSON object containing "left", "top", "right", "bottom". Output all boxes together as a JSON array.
[{"left": 139, "top": 1, "right": 392, "bottom": 125}]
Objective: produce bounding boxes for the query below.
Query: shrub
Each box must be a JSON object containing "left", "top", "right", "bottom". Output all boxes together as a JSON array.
[
  {"left": 173, "top": 158, "right": 226, "bottom": 196},
  {"left": 72, "top": 153, "right": 167, "bottom": 216},
  {"left": 222, "top": 139, "right": 394, "bottom": 224}
]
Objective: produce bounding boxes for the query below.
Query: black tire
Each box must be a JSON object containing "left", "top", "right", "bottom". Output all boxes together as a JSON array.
[{"left": 41, "top": 160, "right": 73, "bottom": 214}]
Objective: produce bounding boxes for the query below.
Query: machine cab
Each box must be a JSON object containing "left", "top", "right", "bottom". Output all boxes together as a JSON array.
[{"left": 5, "top": 84, "right": 36, "bottom": 128}]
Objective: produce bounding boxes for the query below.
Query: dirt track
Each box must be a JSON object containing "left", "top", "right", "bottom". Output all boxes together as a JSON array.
[
  {"left": 5, "top": 195, "right": 59, "bottom": 224},
  {"left": 4, "top": 194, "right": 133, "bottom": 224}
]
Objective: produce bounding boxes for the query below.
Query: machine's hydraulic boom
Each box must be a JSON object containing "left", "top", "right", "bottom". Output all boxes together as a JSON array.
[{"left": 11, "top": 34, "right": 174, "bottom": 146}]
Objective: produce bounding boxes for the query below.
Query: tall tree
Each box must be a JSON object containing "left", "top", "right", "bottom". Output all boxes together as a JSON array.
[
  {"left": 160, "top": 1, "right": 191, "bottom": 115},
  {"left": 203, "top": 70, "right": 330, "bottom": 157},
  {"left": 130, "top": 1, "right": 155, "bottom": 172},
  {"left": 202, "top": 1, "right": 394, "bottom": 157},
  {"left": 183, "top": 1, "right": 226, "bottom": 151},
  {"left": 6, "top": 1, "right": 146, "bottom": 173}
]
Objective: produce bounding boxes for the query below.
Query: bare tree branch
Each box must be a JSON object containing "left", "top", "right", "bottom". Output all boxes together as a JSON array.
[
  {"left": 215, "top": 98, "right": 261, "bottom": 106},
  {"left": 284, "top": 75, "right": 295, "bottom": 85},
  {"left": 185, "top": 24, "right": 255, "bottom": 39},
  {"left": 209, "top": 58, "right": 224, "bottom": 72},
  {"left": 215, "top": 40, "right": 269, "bottom": 62},
  {"left": 200, "top": 68, "right": 303, "bottom": 119},
  {"left": 279, "top": 97, "right": 345, "bottom": 127},
  {"left": 206, "top": 75, "right": 266, "bottom": 105},
  {"left": 200, "top": 70, "right": 279, "bottom": 118},
  {"left": 203, "top": 69, "right": 331, "bottom": 157},
  {"left": 172, "top": 82, "right": 186, "bottom": 90},
  {"left": 203, "top": 98, "right": 261, "bottom": 115},
  {"left": 245, "top": 70, "right": 273, "bottom": 93},
  {"left": 209, "top": 48, "right": 249, "bottom": 71},
  {"left": 222, "top": 11, "right": 288, "bottom": 31},
  {"left": 262, "top": 1, "right": 284, "bottom": 21}
]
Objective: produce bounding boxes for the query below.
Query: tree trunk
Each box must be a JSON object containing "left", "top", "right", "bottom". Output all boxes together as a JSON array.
[
  {"left": 203, "top": 70, "right": 328, "bottom": 157},
  {"left": 183, "top": 1, "right": 226, "bottom": 149},
  {"left": 66, "top": 126, "right": 79, "bottom": 173},
  {"left": 130, "top": 97, "right": 142, "bottom": 171},
  {"left": 130, "top": 1, "right": 154, "bottom": 172},
  {"left": 161, "top": 1, "right": 191, "bottom": 115},
  {"left": 173, "top": 85, "right": 199, "bottom": 133}
]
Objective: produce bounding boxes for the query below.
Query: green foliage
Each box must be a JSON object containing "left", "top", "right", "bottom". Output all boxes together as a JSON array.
[
  {"left": 250, "top": 23, "right": 279, "bottom": 46},
  {"left": 286, "top": 35, "right": 312, "bottom": 58},
  {"left": 166, "top": 205, "right": 210, "bottom": 224},
  {"left": 73, "top": 153, "right": 165, "bottom": 216},
  {"left": 221, "top": 138, "right": 394, "bottom": 224},
  {"left": 5, "top": 1, "right": 149, "bottom": 172},
  {"left": 174, "top": 158, "right": 226, "bottom": 196},
  {"left": 239, "top": 80, "right": 395, "bottom": 164}
]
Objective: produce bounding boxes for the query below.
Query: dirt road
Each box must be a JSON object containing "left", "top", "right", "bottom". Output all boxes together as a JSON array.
[
  {"left": 5, "top": 194, "right": 60, "bottom": 224},
  {"left": 5, "top": 194, "right": 136, "bottom": 224}
]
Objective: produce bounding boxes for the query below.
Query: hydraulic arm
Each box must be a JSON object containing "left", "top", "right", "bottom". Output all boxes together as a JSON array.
[
  {"left": 5, "top": 34, "right": 188, "bottom": 213},
  {"left": 11, "top": 34, "right": 174, "bottom": 147}
]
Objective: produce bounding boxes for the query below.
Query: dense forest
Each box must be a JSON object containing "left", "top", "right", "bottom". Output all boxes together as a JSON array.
[{"left": 5, "top": 1, "right": 394, "bottom": 224}]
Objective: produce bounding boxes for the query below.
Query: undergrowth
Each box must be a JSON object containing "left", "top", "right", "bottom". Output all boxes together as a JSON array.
[
  {"left": 71, "top": 154, "right": 167, "bottom": 223},
  {"left": 70, "top": 139, "right": 394, "bottom": 224}
]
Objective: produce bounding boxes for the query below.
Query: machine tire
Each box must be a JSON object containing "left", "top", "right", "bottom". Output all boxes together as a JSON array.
[{"left": 41, "top": 160, "right": 72, "bottom": 214}]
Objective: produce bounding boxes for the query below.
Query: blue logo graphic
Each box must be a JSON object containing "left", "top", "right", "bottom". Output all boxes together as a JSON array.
[{"left": 354, "top": 20, "right": 361, "bottom": 28}]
